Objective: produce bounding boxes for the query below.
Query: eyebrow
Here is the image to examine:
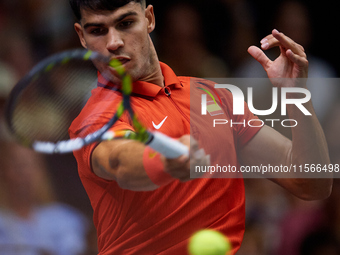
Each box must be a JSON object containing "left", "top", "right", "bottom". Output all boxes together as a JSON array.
[{"left": 83, "top": 11, "right": 138, "bottom": 29}]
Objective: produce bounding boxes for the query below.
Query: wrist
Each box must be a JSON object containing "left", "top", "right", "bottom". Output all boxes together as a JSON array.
[{"left": 143, "top": 146, "right": 175, "bottom": 186}]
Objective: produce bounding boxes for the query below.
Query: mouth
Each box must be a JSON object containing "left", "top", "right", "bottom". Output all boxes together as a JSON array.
[
  {"left": 106, "top": 57, "right": 131, "bottom": 79},
  {"left": 118, "top": 58, "right": 130, "bottom": 65},
  {"left": 110, "top": 57, "right": 131, "bottom": 67}
]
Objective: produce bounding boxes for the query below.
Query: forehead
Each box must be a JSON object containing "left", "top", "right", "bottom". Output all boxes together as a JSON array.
[{"left": 80, "top": 2, "right": 144, "bottom": 24}]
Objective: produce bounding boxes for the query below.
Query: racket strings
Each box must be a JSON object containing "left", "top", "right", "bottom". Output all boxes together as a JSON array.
[
  {"left": 7, "top": 49, "right": 155, "bottom": 153},
  {"left": 117, "top": 73, "right": 150, "bottom": 143},
  {"left": 11, "top": 59, "right": 98, "bottom": 143}
]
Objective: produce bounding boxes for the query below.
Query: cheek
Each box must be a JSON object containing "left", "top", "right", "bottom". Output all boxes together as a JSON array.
[
  {"left": 87, "top": 43, "right": 105, "bottom": 53},
  {"left": 83, "top": 35, "right": 106, "bottom": 53},
  {"left": 132, "top": 35, "right": 151, "bottom": 62},
  {"left": 128, "top": 24, "right": 150, "bottom": 52}
]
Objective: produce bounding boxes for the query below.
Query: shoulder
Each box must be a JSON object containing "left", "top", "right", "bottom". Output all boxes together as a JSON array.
[
  {"left": 69, "top": 87, "right": 122, "bottom": 137},
  {"left": 178, "top": 76, "right": 216, "bottom": 87},
  {"left": 184, "top": 77, "right": 234, "bottom": 102}
]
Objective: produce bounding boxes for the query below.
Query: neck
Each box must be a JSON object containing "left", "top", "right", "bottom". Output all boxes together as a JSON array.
[
  {"left": 139, "top": 63, "right": 164, "bottom": 87},
  {"left": 139, "top": 38, "right": 164, "bottom": 87}
]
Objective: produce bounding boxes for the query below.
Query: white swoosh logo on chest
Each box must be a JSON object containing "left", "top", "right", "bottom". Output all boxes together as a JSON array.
[{"left": 152, "top": 116, "right": 168, "bottom": 130}]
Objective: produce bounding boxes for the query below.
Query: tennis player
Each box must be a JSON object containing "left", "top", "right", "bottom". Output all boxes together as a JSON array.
[{"left": 68, "top": 0, "right": 333, "bottom": 254}]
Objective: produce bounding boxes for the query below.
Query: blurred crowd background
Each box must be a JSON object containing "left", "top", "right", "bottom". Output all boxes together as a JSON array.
[{"left": 0, "top": 0, "right": 339, "bottom": 254}]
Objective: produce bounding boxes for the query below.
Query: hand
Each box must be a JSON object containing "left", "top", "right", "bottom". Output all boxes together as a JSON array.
[
  {"left": 248, "top": 29, "right": 309, "bottom": 87},
  {"left": 164, "top": 135, "right": 210, "bottom": 182}
]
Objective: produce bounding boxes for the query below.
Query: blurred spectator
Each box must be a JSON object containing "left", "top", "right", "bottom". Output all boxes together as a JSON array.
[
  {"left": 0, "top": 54, "right": 19, "bottom": 141},
  {"left": 0, "top": 5, "right": 95, "bottom": 254},
  {"left": 324, "top": 102, "right": 340, "bottom": 167},
  {"left": 276, "top": 198, "right": 325, "bottom": 255},
  {"left": 0, "top": 140, "right": 89, "bottom": 255},
  {"left": 156, "top": 2, "right": 229, "bottom": 78},
  {"left": 219, "top": 0, "right": 258, "bottom": 73},
  {"left": 322, "top": 103, "right": 340, "bottom": 239},
  {"left": 276, "top": 180, "right": 340, "bottom": 255},
  {"left": 0, "top": 1, "right": 92, "bottom": 215},
  {"left": 0, "top": 28, "right": 34, "bottom": 78},
  {"left": 0, "top": 29, "right": 32, "bottom": 140},
  {"left": 236, "top": 220, "right": 265, "bottom": 255},
  {"left": 242, "top": 178, "right": 290, "bottom": 254}
]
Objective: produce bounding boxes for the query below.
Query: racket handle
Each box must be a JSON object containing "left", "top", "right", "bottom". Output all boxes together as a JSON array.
[{"left": 147, "top": 131, "right": 189, "bottom": 159}]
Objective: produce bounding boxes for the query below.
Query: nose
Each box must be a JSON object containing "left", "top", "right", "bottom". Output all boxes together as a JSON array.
[{"left": 106, "top": 29, "right": 124, "bottom": 52}]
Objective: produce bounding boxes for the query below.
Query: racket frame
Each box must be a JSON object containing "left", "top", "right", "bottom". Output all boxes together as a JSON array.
[{"left": 5, "top": 49, "right": 189, "bottom": 158}]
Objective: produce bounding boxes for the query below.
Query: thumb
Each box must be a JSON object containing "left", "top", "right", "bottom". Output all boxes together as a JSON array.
[{"left": 248, "top": 46, "right": 271, "bottom": 70}]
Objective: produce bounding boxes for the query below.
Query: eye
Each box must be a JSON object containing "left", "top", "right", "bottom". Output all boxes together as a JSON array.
[
  {"left": 119, "top": 20, "right": 134, "bottom": 29},
  {"left": 89, "top": 27, "right": 107, "bottom": 35}
]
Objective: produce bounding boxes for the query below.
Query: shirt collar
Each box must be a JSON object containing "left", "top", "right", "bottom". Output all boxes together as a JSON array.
[{"left": 97, "top": 62, "right": 183, "bottom": 100}]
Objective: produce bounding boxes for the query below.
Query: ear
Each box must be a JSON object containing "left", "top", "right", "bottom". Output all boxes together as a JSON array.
[
  {"left": 74, "top": 23, "right": 87, "bottom": 49},
  {"left": 145, "top": 5, "right": 155, "bottom": 34}
]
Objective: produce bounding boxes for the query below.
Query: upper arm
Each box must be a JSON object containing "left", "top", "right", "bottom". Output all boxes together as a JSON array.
[{"left": 238, "top": 125, "right": 292, "bottom": 169}]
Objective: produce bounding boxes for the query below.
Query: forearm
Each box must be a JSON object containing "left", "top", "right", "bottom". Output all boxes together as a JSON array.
[
  {"left": 288, "top": 100, "right": 330, "bottom": 167},
  {"left": 91, "top": 136, "right": 193, "bottom": 191},
  {"left": 280, "top": 98, "right": 333, "bottom": 200},
  {"left": 92, "top": 140, "right": 160, "bottom": 191}
]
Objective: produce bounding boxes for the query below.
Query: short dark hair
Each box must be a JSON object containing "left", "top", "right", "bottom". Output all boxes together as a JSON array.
[{"left": 69, "top": 0, "right": 146, "bottom": 21}]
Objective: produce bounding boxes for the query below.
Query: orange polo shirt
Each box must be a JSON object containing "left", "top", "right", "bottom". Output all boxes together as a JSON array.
[{"left": 69, "top": 62, "right": 261, "bottom": 255}]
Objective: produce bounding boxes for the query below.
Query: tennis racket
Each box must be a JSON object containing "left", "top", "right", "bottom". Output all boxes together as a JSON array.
[{"left": 5, "top": 49, "right": 188, "bottom": 158}]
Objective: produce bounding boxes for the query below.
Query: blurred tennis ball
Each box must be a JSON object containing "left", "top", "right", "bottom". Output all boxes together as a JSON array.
[{"left": 188, "top": 229, "right": 232, "bottom": 255}]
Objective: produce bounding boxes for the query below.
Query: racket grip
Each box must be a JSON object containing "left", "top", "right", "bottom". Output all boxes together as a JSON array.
[{"left": 147, "top": 131, "right": 189, "bottom": 159}]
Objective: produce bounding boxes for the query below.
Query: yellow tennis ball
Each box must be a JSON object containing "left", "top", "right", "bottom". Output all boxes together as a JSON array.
[{"left": 188, "top": 229, "right": 231, "bottom": 255}]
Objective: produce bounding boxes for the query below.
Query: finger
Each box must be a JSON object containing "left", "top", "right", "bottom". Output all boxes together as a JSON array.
[
  {"left": 178, "top": 134, "right": 191, "bottom": 147},
  {"left": 279, "top": 46, "right": 288, "bottom": 57},
  {"left": 286, "top": 49, "right": 309, "bottom": 68},
  {"left": 261, "top": 30, "right": 306, "bottom": 58},
  {"left": 260, "top": 34, "right": 279, "bottom": 50},
  {"left": 260, "top": 34, "right": 274, "bottom": 42},
  {"left": 261, "top": 39, "right": 307, "bottom": 61},
  {"left": 272, "top": 29, "right": 306, "bottom": 57},
  {"left": 248, "top": 46, "right": 271, "bottom": 70},
  {"left": 177, "top": 154, "right": 190, "bottom": 164}
]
